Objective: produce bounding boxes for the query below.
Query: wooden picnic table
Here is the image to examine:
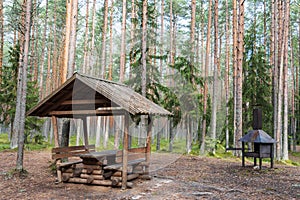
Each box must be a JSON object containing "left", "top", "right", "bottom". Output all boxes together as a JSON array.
[{"left": 79, "top": 150, "right": 117, "bottom": 165}]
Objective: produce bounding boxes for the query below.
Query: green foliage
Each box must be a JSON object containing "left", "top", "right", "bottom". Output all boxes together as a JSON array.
[
  {"left": 0, "top": 44, "right": 44, "bottom": 143},
  {"left": 242, "top": 26, "right": 273, "bottom": 134}
]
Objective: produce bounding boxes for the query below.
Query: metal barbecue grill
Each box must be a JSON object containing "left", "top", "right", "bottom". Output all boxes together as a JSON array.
[{"left": 239, "top": 109, "right": 276, "bottom": 169}]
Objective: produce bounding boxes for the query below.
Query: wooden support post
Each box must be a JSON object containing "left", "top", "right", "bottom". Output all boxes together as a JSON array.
[
  {"left": 145, "top": 115, "right": 153, "bottom": 175},
  {"left": 52, "top": 115, "right": 62, "bottom": 182},
  {"left": 121, "top": 113, "right": 129, "bottom": 189},
  {"left": 242, "top": 142, "right": 245, "bottom": 167},
  {"left": 270, "top": 144, "right": 274, "bottom": 168},
  {"left": 82, "top": 117, "right": 89, "bottom": 146},
  {"left": 52, "top": 116, "right": 59, "bottom": 147}
]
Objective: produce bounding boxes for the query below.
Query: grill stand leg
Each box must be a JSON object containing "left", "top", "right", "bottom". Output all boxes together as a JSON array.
[{"left": 259, "top": 158, "right": 262, "bottom": 169}]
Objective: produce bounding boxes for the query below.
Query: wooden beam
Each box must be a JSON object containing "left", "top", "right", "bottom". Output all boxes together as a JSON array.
[
  {"left": 61, "top": 99, "right": 109, "bottom": 105},
  {"left": 82, "top": 117, "right": 89, "bottom": 146},
  {"left": 48, "top": 109, "right": 126, "bottom": 116},
  {"left": 122, "top": 114, "right": 129, "bottom": 190}
]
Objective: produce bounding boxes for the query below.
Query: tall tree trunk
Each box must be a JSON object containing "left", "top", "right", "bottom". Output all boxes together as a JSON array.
[
  {"left": 275, "top": 0, "right": 283, "bottom": 160},
  {"left": 129, "top": 0, "right": 136, "bottom": 79},
  {"left": 291, "top": 36, "right": 296, "bottom": 152},
  {"left": 141, "top": 0, "right": 148, "bottom": 147},
  {"left": 11, "top": 0, "right": 26, "bottom": 149},
  {"left": 271, "top": 0, "right": 278, "bottom": 158},
  {"left": 108, "top": 0, "right": 114, "bottom": 80},
  {"left": 39, "top": 0, "right": 48, "bottom": 98},
  {"left": 16, "top": 0, "right": 32, "bottom": 171},
  {"left": 225, "top": 0, "right": 230, "bottom": 149},
  {"left": 89, "top": 0, "right": 96, "bottom": 75},
  {"left": 169, "top": 0, "right": 174, "bottom": 66},
  {"left": 61, "top": 0, "right": 72, "bottom": 83},
  {"left": 46, "top": 40, "right": 52, "bottom": 95},
  {"left": 67, "top": 0, "right": 78, "bottom": 78},
  {"left": 52, "top": 0, "right": 58, "bottom": 90},
  {"left": 210, "top": 0, "right": 219, "bottom": 154},
  {"left": 282, "top": 0, "right": 289, "bottom": 160},
  {"left": 83, "top": 0, "right": 89, "bottom": 74},
  {"left": 235, "top": 0, "right": 244, "bottom": 156},
  {"left": 101, "top": 0, "right": 109, "bottom": 78},
  {"left": 0, "top": 0, "right": 3, "bottom": 82},
  {"left": 190, "top": 0, "right": 196, "bottom": 65},
  {"left": 159, "top": 0, "right": 164, "bottom": 77},
  {"left": 119, "top": 0, "right": 127, "bottom": 82},
  {"left": 232, "top": 0, "right": 238, "bottom": 150},
  {"left": 200, "top": 0, "right": 212, "bottom": 155}
]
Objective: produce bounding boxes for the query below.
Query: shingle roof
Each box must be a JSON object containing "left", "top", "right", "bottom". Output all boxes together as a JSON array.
[{"left": 27, "top": 72, "right": 172, "bottom": 118}]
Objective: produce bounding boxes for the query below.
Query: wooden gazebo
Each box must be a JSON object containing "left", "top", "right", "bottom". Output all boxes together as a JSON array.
[{"left": 27, "top": 72, "right": 172, "bottom": 188}]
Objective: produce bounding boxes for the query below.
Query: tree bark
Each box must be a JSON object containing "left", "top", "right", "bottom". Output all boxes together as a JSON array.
[
  {"left": 0, "top": 0, "right": 3, "bottom": 82},
  {"left": 61, "top": 0, "right": 72, "bottom": 83},
  {"left": 16, "top": 0, "right": 32, "bottom": 170},
  {"left": 200, "top": 0, "right": 212, "bottom": 155},
  {"left": 159, "top": 0, "right": 164, "bottom": 77},
  {"left": 235, "top": 0, "right": 244, "bottom": 156},
  {"left": 38, "top": 0, "right": 49, "bottom": 98},
  {"left": 210, "top": 0, "right": 219, "bottom": 154},
  {"left": 282, "top": 0, "right": 289, "bottom": 160},
  {"left": 275, "top": 0, "right": 283, "bottom": 160},
  {"left": 232, "top": 0, "right": 238, "bottom": 151},
  {"left": 190, "top": 0, "right": 196, "bottom": 65},
  {"left": 119, "top": 0, "right": 127, "bottom": 82},
  {"left": 67, "top": 0, "right": 78, "bottom": 78},
  {"left": 225, "top": 0, "right": 230, "bottom": 149},
  {"left": 101, "top": 0, "right": 109, "bottom": 79},
  {"left": 83, "top": 0, "right": 90, "bottom": 74},
  {"left": 108, "top": 0, "right": 114, "bottom": 80}
]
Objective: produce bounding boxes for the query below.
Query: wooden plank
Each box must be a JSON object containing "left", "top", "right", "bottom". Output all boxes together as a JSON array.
[
  {"left": 104, "top": 158, "right": 146, "bottom": 170},
  {"left": 52, "top": 151, "right": 88, "bottom": 160},
  {"left": 52, "top": 145, "right": 95, "bottom": 153},
  {"left": 80, "top": 174, "right": 104, "bottom": 180},
  {"left": 81, "top": 169, "right": 102, "bottom": 175},
  {"left": 57, "top": 160, "right": 82, "bottom": 168}
]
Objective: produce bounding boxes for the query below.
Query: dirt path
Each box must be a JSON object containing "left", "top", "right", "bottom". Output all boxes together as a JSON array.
[{"left": 0, "top": 150, "right": 299, "bottom": 199}]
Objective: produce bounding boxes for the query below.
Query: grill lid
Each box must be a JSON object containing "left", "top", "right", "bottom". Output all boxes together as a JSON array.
[{"left": 239, "top": 130, "right": 276, "bottom": 143}]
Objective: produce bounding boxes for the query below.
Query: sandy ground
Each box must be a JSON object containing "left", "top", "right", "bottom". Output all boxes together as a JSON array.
[{"left": 0, "top": 150, "right": 299, "bottom": 200}]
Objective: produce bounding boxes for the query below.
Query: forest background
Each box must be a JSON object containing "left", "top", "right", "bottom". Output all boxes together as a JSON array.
[{"left": 0, "top": 0, "right": 299, "bottom": 170}]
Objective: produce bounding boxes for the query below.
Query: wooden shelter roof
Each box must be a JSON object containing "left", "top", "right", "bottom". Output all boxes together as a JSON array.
[{"left": 27, "top": 72, "right": 172, "bottom": 118}]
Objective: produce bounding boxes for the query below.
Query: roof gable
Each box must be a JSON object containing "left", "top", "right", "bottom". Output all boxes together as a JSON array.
[{"left": 27, "top": 73, "right": 172, "bottom": 118}]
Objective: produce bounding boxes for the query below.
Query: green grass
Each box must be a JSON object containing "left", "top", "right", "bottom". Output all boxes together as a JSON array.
[
  {"left": 0, "top": 133, "right": 51, "bottom": 152},
  {"left": 0, "top": 134, "right": 11, "bottom": 151}
]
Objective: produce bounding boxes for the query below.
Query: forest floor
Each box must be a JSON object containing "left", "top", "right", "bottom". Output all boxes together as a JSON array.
[{"left": 0, "top": 149, "right": 299, "bottom": 200}]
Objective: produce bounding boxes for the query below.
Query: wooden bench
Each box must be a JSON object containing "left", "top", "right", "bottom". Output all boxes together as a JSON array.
[
  {"left": 104, "top": 147, "right": 147, "bottom": 173},
  {"left": 52, "top": 145, "right": 95, "bottom": 182}
]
